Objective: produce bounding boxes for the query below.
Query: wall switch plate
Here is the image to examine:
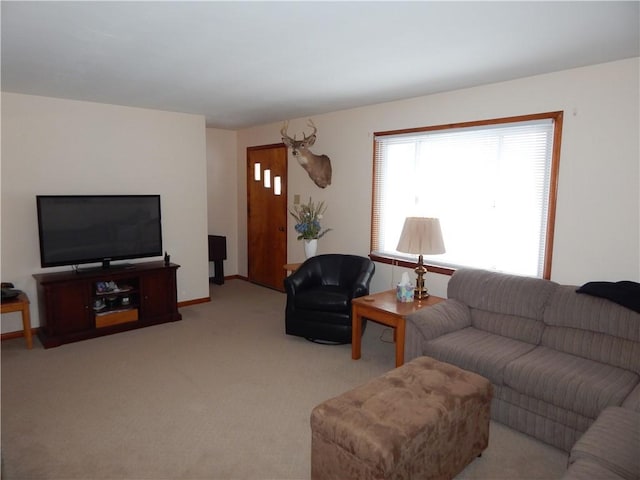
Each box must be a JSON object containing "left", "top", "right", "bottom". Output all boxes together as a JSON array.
[{"left": 294, "top": 194, "right": 300, "bottom": 204}]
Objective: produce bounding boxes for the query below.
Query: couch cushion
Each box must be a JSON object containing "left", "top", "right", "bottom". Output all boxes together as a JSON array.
[
  {"left": 542, "top": 285, "right": 640, "bottom": 374},
  {"left": 542, "top": 326, "right": 640, "bottom": 374},
  {"left": 448, "top": 268, "right": 557, "bottom": 321},
  {"left": 504, "top": 347, "right": 639, "bottom": 419},
  {"left": 569, "top": 407, "right": 640, "bottom": 480},
  {"left": 470, "top": 309, "right": 544, "bottom": 344},
  {"left": 544, "top": 285, "right": 640, "bottom": 342},
  {"left": 424, "top": 327, "right": 536, "bottom": 386},
  {"left": 294, "top": 286, "right": 350, "bottom": 312}
]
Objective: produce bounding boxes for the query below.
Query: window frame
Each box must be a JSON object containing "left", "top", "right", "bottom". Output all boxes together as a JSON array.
[{"left": 370, "top": 111, "right": 563, "bottom": 280}]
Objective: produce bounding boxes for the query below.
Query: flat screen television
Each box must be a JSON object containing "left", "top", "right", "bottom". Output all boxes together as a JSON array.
[{"left": 36, "top": 195, "right": 163, "bottom": 269}]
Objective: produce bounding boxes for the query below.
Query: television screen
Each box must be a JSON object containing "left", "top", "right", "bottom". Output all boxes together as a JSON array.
[{"left": 36, "top": 195, "right": 163, "bottom": 268}]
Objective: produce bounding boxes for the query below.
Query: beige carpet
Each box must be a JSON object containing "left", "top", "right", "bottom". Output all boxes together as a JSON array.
[{"left": 1, "top": 279, "right": 568, "bottom": 479}]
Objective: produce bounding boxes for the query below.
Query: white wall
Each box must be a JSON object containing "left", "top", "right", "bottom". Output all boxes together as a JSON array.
[
  {"left": 1, "top": 92, "right": 209, "bottom": 333},
  {"left": 206, "top": 128, "right": 238, "bottom": 278},
  {"left": 236, "top": 58, "right": 640, "bottom": 296},
  {"left": 4, "top": 58, "right": 636, "bottom": 336}
]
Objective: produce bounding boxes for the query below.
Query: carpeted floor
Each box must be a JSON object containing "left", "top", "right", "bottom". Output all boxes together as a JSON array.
[{"left": 1, "top": 279, "right": 568, "bottom": 479}]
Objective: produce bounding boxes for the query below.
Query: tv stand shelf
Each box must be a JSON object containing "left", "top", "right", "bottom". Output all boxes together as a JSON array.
[{"left": 33, "top": 261, "right": 181, "bottom": 348}]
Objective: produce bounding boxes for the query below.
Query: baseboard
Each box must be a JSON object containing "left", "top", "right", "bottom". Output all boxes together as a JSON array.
[
  {"left": 178, "top": 297, "right": 210, "bottom": 307},
  {"left": 180, "top": 276, "right": 247, "bottom": 307},
  {"left": 227, "top": 274, "right": 247, "bottom": 281},
  {"left": 1, "top": 327, "right": 38, "bottom": 342}
]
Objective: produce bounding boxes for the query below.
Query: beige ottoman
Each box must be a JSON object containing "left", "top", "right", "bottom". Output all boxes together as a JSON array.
[{"left": 310, "top": 356, "right": 492, "bottom": 480}]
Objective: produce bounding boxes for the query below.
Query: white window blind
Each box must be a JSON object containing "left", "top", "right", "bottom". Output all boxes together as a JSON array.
[{"left": 372, "top": 116, "right": 559, "bottom": 278}]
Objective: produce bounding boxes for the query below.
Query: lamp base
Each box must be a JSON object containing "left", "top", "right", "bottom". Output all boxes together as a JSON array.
[
  {"left": 414, "top": 254, "right": 429, "bottom": 300},
  {"left": 414, "top": 286, "right": 430, "bottom": 300}
]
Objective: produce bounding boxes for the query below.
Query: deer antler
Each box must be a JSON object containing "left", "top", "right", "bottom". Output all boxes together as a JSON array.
[
  {"left": 304, "top": 119, "right": 317, "bottom": 140},
  {"left": 280, "top": 118, "right": 331, "bottom": 188},
  {"left": 280, "top": 121, "right": 294, "bottom": 141}
]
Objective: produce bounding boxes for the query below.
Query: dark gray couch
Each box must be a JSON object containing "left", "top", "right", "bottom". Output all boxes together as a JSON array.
[{"left": 404, "top": 268, "right": 639, "bottom": 479}]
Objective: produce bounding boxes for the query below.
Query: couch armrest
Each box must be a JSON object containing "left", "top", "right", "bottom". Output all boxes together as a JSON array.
[
  {"left": 622, "top": 382, "right": 640, "bottom": 412},
  {"left": 404, "top": 299, "right": 471, "bottom": 362},
  {"left": 569, "top": 407, "right": 640, "bottom": 480}
]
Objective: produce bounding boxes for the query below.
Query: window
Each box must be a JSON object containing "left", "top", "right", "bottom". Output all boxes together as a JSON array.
[{"left": 371, "top": 112, "right": 563, "bottom": 279}]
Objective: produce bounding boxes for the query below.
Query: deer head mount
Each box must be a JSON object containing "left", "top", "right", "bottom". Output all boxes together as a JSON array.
[{"left": 281, "top": 120, "right": 332, "bottom": 189}]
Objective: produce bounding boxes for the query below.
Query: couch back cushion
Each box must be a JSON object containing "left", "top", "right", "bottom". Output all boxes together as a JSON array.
[
  {"left": 471, "top": 310, "right": 546, "bottom": 344},
  {"left": 448, "top": 269, "right": 556, "bottom": 344},
  {"left": 542, "top": 285, "right": 640, "bottom": 373}
]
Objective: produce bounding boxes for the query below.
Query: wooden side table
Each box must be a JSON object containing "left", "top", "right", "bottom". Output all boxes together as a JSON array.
[
  {"left": 283, "top": 263, "right": 303, "bottom": 276},
  {"left": 352, "top": 290, "right": 444, "bottom": 367},
  {"left": 1, "top": 292, "right": 33, "bottom": 349}
]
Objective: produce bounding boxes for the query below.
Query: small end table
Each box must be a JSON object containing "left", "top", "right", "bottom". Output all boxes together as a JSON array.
[
  {"left": 1, "top": 292, "right": 33, "bottom": 349},
  {"left": 283, "top": 263, "right": 302, "bottom": 276},
  {"left": 352, "top": 290, "right": 444, "bottom": 367}
]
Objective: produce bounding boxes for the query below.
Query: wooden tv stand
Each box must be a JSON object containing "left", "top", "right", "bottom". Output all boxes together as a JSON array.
[{"left": 33, "top": 261, "right": 182, "bottom": 348}]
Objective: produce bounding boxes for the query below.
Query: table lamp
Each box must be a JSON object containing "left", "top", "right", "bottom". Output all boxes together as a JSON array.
[{"left": 396, "top": 217, "right": 446, "bottom": 299}]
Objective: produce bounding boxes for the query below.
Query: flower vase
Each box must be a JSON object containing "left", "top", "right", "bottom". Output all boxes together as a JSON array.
[{"left": 304, "top": 239, "right": 318, "bottom": 259}]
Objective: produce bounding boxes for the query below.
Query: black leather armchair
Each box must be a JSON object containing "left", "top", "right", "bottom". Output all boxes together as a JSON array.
[{"left": 284, "top": 254, "right": 375, "bottom": 344}]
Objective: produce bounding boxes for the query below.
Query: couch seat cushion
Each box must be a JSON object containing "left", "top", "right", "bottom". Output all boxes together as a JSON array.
[
  {"left": 294, "top": 286, "right": 350, "bottom": 313},
  {"left": 504, "top": 347, "right": 639, "bottom": 419},
  {"left": 424, "top": 327, "right": 537, "bottom": 386}
]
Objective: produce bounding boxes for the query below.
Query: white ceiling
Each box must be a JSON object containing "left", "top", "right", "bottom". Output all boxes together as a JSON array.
[{"left": 2, "top": 1, "right": 639, "bottom": 129}]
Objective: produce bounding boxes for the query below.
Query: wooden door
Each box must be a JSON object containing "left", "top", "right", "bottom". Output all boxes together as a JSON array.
[{"left": 247, "top": 144, "right": 288, "bottom": 291}]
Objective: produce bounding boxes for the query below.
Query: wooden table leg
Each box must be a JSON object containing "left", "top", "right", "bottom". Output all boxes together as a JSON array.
[
  {"left": 351, "top": 304, "right": 362, "bottom": 360},
  {"left": 21, "top": 302, "right": 33, "bottom": 349},
  {"left": 395, "top": 318, "right": 405, "bottom": 367},
  {"left": 2, "top": 293, "right": 33, "bottom": 349}
]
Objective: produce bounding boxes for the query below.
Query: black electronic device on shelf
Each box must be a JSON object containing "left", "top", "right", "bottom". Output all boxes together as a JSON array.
[{"left": 1, "top": 282, "right": 21, "bottom": 300}]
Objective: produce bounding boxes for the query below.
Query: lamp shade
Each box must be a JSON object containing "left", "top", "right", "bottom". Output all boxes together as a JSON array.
[{"left": 396, "top": 217, "right": 446, "bottom": 255}]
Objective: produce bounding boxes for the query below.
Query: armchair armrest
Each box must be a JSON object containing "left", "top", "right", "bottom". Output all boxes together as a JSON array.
[
  {"left": 349, "top": 263, "right": 376, "bottom": 299},
  {"left": 284, "top": 266, "right": 316, "bottom": 296},
  {"left": 284, "top": 258, "right": 327, "bottom": 296},
  {"left": 404, "top": 299, "right": 471, "bottom": 362}
]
